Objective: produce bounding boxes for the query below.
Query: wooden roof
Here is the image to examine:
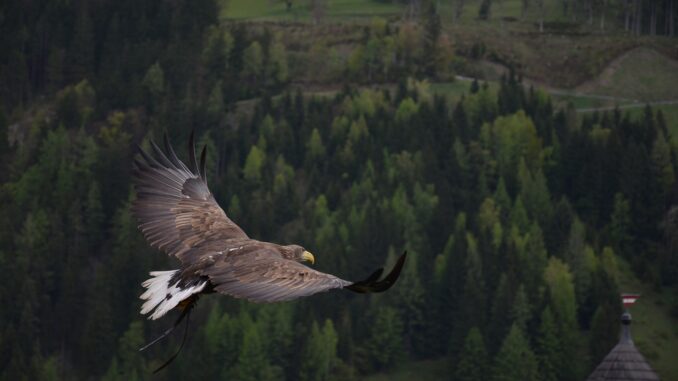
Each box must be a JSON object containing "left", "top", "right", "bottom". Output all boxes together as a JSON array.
[{"left": 586, "top": 313, "right": 660, "bottom": 381}]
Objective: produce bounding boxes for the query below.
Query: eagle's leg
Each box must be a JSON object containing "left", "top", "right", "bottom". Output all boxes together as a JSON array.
[
  {"left": 151, "top": 305, "right": 192, "bottom": 374},
  {"left": 139, "top": 298, "right": 193, "bottom": 352}
]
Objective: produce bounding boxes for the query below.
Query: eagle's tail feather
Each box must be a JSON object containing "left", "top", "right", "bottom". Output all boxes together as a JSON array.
[{"left": 140, "top": 270, "right": 207, "bottom": 320}]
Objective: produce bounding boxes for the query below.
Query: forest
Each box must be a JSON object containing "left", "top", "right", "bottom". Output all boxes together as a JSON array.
[{"left": 1, "top": 0, "right": 677, "bottom": 380}]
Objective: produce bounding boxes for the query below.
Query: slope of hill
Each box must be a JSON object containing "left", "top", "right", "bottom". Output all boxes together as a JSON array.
[{"left": 577, "top": 47, "right": 678, "bottom": 102}]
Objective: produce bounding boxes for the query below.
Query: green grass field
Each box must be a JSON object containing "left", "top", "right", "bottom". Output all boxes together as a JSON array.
[
  {"left": 550, "top": 93, "right": 630, "bottom": 110},
  {"left": 221, "top": 0, "right": 403, "bottom": 21}
]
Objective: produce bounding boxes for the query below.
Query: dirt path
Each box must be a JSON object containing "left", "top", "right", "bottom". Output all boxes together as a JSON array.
[
  {"left": 455, "top": 74, "right": 678, "bottom": 113},
  {"left": 575, "top": 99, "right": 678, "bottom": 113}
]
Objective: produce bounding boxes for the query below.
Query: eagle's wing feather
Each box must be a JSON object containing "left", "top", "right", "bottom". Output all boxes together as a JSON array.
[
  {"left": 202, "top": 248, "right": 351, "bottom": 303},
  {"left": 202, "top": 249, "right": 407, "bottom": 303},
  {"left": 132, "top": 133, "right": 248, "bottom": 263}
]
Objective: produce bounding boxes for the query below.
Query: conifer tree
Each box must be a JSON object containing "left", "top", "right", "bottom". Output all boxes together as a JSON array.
[
  {"left": 535, "top": 307, "right": 560, "bottom": 381},
  {"left": 300, "top": 320, "right": 339, "bottom": 381},
  {"left": 363, "top": 306, "right": 404, "bottom": 370},
  {"left": 491, "top": 324, "right": 538, "bottom": 381},
  {"left": 455, "top": 327, "right": 488, "bottom": 381},
  {"left": 451, "top": 233, "right": 487, "bottom": 356},
  {"left": 230, "top": 322, "right": 280, "bottom": 381}
]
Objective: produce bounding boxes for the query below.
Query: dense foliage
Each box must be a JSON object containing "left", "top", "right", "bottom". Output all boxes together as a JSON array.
[{"left": 1, "top": 1, "right": 677, "bottom": 380}]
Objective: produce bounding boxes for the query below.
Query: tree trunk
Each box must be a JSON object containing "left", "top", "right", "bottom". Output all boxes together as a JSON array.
[
  {"left": 562, "top": 0, "right": 568, "bottom": 16},
  {"left": 634, "top": 0, "right": 642, "bottom": 35},
  {"left": 522, "top": 0, "right": 529, "bottom": 20},
  {"left": 571, "top": 0, "right": 578, "bottom": 21},
  {"left": 625, "top": 0, "right": 631, "bottom": 31},
  {"left": 650, "top": 0, "right": 657, "bottom": 35},
  {"left": 664, "top": 0, "right": 671, "bottom": 36},
  {"left": 672, "top": 0, "right": 676, "bottom": 36},
  {"left": 455, "top": 0, "right": 465, "bottom": 22},
  {"left": 539, "top": 0, "right": 544, "bottom": 32}
]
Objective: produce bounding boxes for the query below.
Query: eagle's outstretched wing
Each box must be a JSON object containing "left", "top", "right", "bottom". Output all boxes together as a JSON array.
[
  {"left": 200, "top": 249, "right": 407, "bottom": 303},
  {"left": 132, "top": 133, "right": 248, "bottom": 263}
]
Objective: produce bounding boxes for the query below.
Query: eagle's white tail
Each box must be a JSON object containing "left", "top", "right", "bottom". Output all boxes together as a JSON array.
[{"left": 140, "top": 270, "right": 207, "bottom": 320}]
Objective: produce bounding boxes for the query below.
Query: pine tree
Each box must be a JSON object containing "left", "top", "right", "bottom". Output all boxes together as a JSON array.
[
  {"left": 389, "top": 250, "right": 426, "bottom": 355},
  {"left": 494, "top": 177, "right": 511, "bottom": 224},
  {"left": 421, "top": 1, "right": 441, "bottom": 76},
  {"left": 609, "top": 192, "right": 632, "bottom": 257},
  {"left": 242, "top": 41, "right": 264, "bottom": 86},
  {"left": 650, "top": 130, "right": 675, "bottom": 205},
  {"left": 511, "top": 285, "right": 531, "bottom": 332},
  {"left": 142, "top": 62, "right": 165, "bottom": 111},
  {"left": 84, "top": 181, "right": 104, "bottom": 250},
  {"left": 543, "top": 257, "right": 581, "bottom": 380},
  {"left": 451, "top": 233, "right": 487, "bottom": 356},
  {"left": 107, "top": 321, "right": 147, "bottom": 379},
  {"left": 363, "top": 306, "right": 404, "bottom": 370},
  {"left": 230, "top": 322, "right": 280, "bottom": 381},
  {"left": 521, "top": 223, "right": 548, "bottom": 301},
  {"left": 535, "top": 307, "right": 560, "bottom": 381},
  {"left": 207, "top": 81, "right": 225, "bottom": 123},
  {"left": 244, "top": 145, "right": 267, "bottom": 183},
  {"left": 267, "top": 38, "right": 288, "bottom": 85},
  {"left": 455, "top": 327, "right": 488, "bottom": 381},
  {"left": 300, "top": 320, "right": 339, "bottom": 381},
  {"left": 486, "top": 273, "right": 514, "bottom": 352},
  {"left": 307, "top": 128, "right": 327, "bottom": 162},
  {"left": 491, "top": 324, "right": 538, "bottom": 381}
]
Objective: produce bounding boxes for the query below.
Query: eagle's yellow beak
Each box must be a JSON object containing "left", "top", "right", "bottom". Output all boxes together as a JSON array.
[{"left": 302, "top": 251, "right": 315, "bottom": 265}]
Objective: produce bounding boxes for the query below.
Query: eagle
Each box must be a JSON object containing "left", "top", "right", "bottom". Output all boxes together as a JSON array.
[{"left": 131, "top": 133, "right": 406, "bottom": 371}]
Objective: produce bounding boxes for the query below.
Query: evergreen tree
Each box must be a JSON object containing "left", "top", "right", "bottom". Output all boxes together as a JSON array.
[
  {"left": 105, "top": 321, "right": 146, "bottom": 380},
  {"left": 491, "top": 324, "right": 539, "bottom": 381},
  {"left": 362, "top": 306, "right": 404, "bottom": 371},
  {"left": 511, "top": 285, "right": 531, "bottom": 332},
  {"left": 242, "top": 41, "right": 264, "bottom": 86},
  {"left": 300, "top": 320, "right": 339, "bottom": 381},
  {"left": 230, "top": 322, "right": 280, "bottom": 381},
  {"left": 421, "top": 1, "right": 441, "bottom": 77},
  {"left": 142, "top": 62, "right": 166, "bottom": 111},
  {"left": 535, "top": 307, "right": 561, "bottom": 381},
  {"left": 454, "top": 327, "right": 488, "bottom": 381},
  {"left": 609, "top": 193, "right": 632, "bottom": 258},
  {"left": 486, "top": 273, "right": 514, "bottom": 352},
  {"left": 450, "top": 233, "right": 487, "bottom": 356},
  {"left": 244, "top": 145, "right": 267, "bottom": 184},
  {"left": 543, "top": 257, "right": 581, "bottom": 380}
]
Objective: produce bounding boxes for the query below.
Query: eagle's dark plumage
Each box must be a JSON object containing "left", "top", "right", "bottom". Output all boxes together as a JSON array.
[{"left": 132, "top": 133, "right": 406, "bottom": 321}]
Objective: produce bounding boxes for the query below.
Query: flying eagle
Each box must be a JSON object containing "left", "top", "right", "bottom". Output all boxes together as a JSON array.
[{"left": 131, "top": 133, "right": 406, "bottom": 370}]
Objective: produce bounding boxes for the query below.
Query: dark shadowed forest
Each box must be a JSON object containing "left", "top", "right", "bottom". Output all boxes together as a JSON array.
[{"left": 1, "top": 0, "right": 677, "bottom": 380}]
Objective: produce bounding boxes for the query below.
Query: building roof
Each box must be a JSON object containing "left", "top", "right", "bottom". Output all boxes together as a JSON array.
[{"left": 586, "top": 312, "right": 660, "bottom": 381}]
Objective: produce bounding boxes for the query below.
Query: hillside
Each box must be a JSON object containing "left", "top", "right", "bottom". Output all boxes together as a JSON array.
[{"left": 577, "top": 47, "right": 678, "bottom": 102}]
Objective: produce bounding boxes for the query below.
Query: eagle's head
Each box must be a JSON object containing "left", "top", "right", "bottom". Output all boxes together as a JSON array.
[{"left": 282, "top": 244, "right": 315, "bottom": 265}]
